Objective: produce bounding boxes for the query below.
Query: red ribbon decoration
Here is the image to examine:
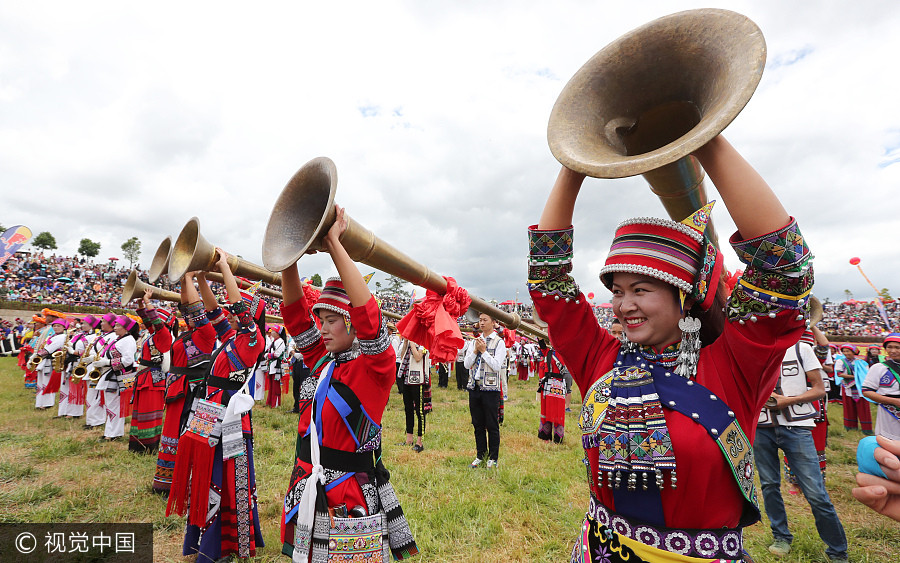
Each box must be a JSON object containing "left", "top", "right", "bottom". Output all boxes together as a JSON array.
[
  {"left": 302, "top": 284, "right": 323, "bottom": 330},
  {"left": 397, "top": 276, "right": 471, "bottom": 363}
]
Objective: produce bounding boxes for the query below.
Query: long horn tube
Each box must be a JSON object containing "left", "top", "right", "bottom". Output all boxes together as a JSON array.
[
  {"left": 121, "top": 270, "right": 181, "bottom": 306},
  {"left": 547, "top": 8, "right": 766, "bottom": 243},
  {"left": 262, "top": 157, "right": 548, "bottom": 342},
  {"left": 168, "top": 217, "right": 284, "bottom": 286}
]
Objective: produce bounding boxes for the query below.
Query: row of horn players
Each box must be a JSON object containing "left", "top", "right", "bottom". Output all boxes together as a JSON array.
[{"left": 125, "top": 162, "right": 548, "bottom": 342}]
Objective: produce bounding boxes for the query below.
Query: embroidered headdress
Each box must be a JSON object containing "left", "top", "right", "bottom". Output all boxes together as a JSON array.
[
  {"left": 234, "top": 279, "right": 266, "bottom": 323},
  {"left": 41, "top": 308, "right": 67, "bottom": 320},
  {"left": 51, "top": 317, "right": 69, "bottom": 329},
  {"left": 156, "top": 308, "right": 178, "bottom": 328},
  {"left": 101, "top": 312, "right": 118, "bottom": 326},
  {"left": 312, "top": 277, "right": 352, "bottom": 319},
  {"left": 884, "top": 333, "right": 900, "bottom": 347},
  {"left": 600, "top": 201, "right": 723, "bottom": 311}
]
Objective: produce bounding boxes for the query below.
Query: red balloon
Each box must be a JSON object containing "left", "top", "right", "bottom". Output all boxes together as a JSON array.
[
  {"left": 587, "top": 292, "right": 595, "bottom": 299},
  {"left": 849, "top": 257, "right": 860, "bottom": 265}
]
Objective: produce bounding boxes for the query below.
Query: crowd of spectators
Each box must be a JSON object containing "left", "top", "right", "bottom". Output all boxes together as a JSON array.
[
  {"left": 819, "top": 300, "right": 900, "bottom": 337},
  {"left": 0, "top": 252, "right": 138, "bottom": 309},
  {"left": 3, "top": 251, "right": 898, "bottom": 338}
]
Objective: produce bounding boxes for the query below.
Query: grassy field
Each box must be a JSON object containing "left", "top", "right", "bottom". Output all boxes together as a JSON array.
[{"left": 0, "top": 356, "right": 897, "bottom": 562}]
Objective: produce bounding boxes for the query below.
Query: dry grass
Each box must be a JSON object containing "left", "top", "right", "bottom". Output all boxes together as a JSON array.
[{"left": 0, "top": 357, "right": 897, "bottom": 562}]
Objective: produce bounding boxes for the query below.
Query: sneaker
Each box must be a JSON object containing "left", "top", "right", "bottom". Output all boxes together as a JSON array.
[
  {"left": 469, "top": 458, "right": 483, "bottom": 468},
  {"left": 413, "top": 444, "right": 425, "bottom": 453},
  {"left": 486, "top": 459, "right": 498, "bottom": 469},
  {"left": 828, "top": 557, "right": 849, "bottom": 563},
  {"left": 768, "top": 540, "right": 791, "bottom": 556}
]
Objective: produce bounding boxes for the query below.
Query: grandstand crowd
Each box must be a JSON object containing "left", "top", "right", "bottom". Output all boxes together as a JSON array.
[{"left": 1, "top": 250, "right": 897, "bottom": 338}]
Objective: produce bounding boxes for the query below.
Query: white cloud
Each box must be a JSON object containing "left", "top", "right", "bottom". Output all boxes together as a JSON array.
[{"left": 2, "top": 0, "right": 899, "bottom": 303}]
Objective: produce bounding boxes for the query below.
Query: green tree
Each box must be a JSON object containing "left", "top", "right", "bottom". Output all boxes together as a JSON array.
[
  {"left": 381, "top": 275, "right": 411, "bottom": 299},
  {"left": 879, "top": 288, "right": 893, "bottom": 301},
  {"left": 843, "top": 289, "right": 854, "bottom": 301},
  {"left": 32, "top": 231, "right": 57, "bottom": 251},
  {"left": 310, "top": 273, "right": 323, "bottom": 287},
  {"left": 78, "top": 238, "right": 101, "bottom": 258},
  {"left": 121, "top": 236, "right": 141, "bottom": 268}
]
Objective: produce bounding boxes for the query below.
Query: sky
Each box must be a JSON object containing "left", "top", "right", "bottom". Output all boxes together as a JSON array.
[{"left": 2, "top": 0, "right": 899, "bottom": 305}]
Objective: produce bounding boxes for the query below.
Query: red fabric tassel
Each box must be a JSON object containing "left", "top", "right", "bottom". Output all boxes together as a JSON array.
[
  {"left": 166, "top": 433, "right": 215, "bottom": 525},
  {"left": 503, "top": 328, "right": 516, "bottom": 348},
  {"left": 397, "top": 276, "right": 471, "bottom": 363},
  {"left": 119, "top": 388, "right": 133, "bottom": 418},
  {"left": 43, "top": 370, "right": 62, "bottom": 394},
  {"left": 69, "top": 378, "right": 87, "bottom": 406}
]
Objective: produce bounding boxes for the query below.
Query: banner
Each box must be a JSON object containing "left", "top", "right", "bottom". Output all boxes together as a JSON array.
[{"left": 0, "top": 225, "right": 32, "bottom": 268}]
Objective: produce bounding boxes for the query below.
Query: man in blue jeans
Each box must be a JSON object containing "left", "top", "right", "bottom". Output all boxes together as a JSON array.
[{"left": 755, "top": 335, "right": 849, "bottom": 562}]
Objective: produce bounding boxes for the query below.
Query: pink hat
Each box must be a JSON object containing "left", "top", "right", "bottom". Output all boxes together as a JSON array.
[
  {"left": 312, "top": 277, "right": 351, "bottom": 319},
  {"left": 115, "top": 315, "right": 137, "bottom": 331},
  {"left": 52, "top": 317, "right": 69, "bottom": 329},
  {"left": 101, "top": 312, "right": 117, "bottom": 325},
  {"left": 82, "top": 315, "right": 101, "bottom": 330}
]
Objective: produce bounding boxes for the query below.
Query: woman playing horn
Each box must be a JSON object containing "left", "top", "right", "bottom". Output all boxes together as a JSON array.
[
  {"left": 279, "top": 205, "right": 418, "bottom": 561},
  {"left": 529, "top": 136, "right": 816, "bottom": 563},
  {"left": 166, "top": 250, "right": 266, "bottom": 561}
]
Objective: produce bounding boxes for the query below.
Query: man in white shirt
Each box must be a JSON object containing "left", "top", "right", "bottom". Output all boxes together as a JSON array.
[{"left": 463, "top": 313, "right": 507, "bottom": 469}]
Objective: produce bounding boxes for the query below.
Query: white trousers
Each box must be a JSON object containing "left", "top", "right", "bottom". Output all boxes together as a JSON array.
[
  {"left": 103, "top": 389, "right": 124, "bottom": 438},
  {"left": 253, "top": 369, "right": 265, "bottom": 401},
  {"left": 85, "top": 387, "right": 106, "bottom": 426},
  {"left": 57, "top": 376, "right": 70, "bottom": 416},
  {"left": 35, "top": 367, "right": 56, "bottom": 408}
]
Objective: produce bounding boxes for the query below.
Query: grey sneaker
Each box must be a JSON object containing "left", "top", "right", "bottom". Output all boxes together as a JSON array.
[
  {"left": 768, "top": 540, "right": 791, "bottom": 556},
  {"left": 486, "top": 459, "right": 498, "bottom": 469},
  {"left": 469, "top": 458, "right": 483, "bottom": 468}
]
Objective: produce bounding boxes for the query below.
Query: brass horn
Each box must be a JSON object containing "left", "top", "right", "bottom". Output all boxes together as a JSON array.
[
  {"left": 262, "top": 157, "right": 548, "bottom": 341},
  {"left": 809, "top": 295, "right": 823, "bottom": 326},
  {"left": 168, "top": 217, "right": 283, "bottom": 286},
  {"left": 148, "top": 237, "right": 173, "bottom": 284},
  {"left": 121, "top": 270, "right": 181, "bottom": 306},
  {"left": 547, "top": 8, "right": 766, "bottom": 240}
]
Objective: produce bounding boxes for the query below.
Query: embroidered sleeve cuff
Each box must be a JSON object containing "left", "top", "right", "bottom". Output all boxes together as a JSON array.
[
  {"left": 527, "top": 224, "right": 574, "bottom": 281},
  {"left": 227, "top": 301, "right": 255, "bottom": 329},
  {"left": 292, "top": 325, "right": 320, "bottom": 353},
  {"left": 182, "top": 300, "right": 207, "bottom": 324},
  {"left": 206, "top": 307, "right": 232, "bottom": 339},
  {"left": 358, "top": 317, "right": 392, "bottom": 357},
  {"left": 730, "top": 217, "right": 810, "bottom": 273},
  {"left": 726, "top": 218, "right": 814, "bottom": 322}
]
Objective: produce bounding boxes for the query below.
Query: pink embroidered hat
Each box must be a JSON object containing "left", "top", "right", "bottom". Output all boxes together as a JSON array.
[
  {"left": 312, "top": 277, "right": 351, "bottom": 319},
  {"left": 115, "top": 314, "right": 137, "bottom": 331},
  {"left": 82, "top": 315, "right": 101, "bottom": 330},
  {"left": 101, "top": 312, "right": 118, "bottom": 326}
]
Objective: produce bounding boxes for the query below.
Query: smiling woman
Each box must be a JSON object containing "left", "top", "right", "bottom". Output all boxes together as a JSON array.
[{"left": 527, "top": 136, "right": 814, "bottom": 562}]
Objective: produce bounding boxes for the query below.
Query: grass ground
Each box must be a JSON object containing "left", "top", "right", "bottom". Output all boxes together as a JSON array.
[{"left": 0, "top": 357, "right": 897, "bottom": 562}]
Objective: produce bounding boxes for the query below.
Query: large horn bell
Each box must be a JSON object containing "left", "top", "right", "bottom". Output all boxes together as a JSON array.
[
  {"left": 547, "top": 8, "right": 766, "bottom": 231},
  {"left": 168, "top": 217, "right": 283, "bottom": 286},
  {"left": 148, "top": 237, "right": 172, "bottom": 284}
]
